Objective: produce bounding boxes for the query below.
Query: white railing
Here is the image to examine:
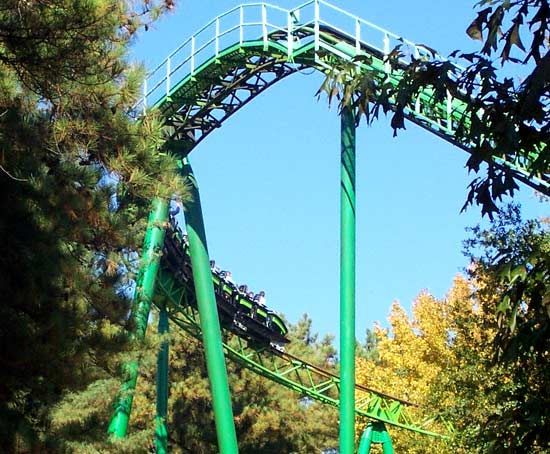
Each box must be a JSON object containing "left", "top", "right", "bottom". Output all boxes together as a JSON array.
[{"left": 134, "top": 0, "right": 449, "bottom": 115}]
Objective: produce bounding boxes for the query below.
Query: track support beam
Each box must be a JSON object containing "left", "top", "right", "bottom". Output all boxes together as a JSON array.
[
  {"left": 155, "top": 301, "right": 170, "bottom": 454},
  {"left": 179, "top": 157, "right": 239, "bottom": 454},
  {"left": 358, "top": 422, "right": 394, "bottom": 454},
  {"left": 340, "top": 106, "right": 356, "bottom": 454},
  {"left": 108, "top": 198, "right": 169, "bottom": 438}
]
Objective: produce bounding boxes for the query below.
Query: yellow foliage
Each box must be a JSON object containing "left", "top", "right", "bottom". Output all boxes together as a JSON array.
[{"left": 356, "top": 276, "right": 478, "bottom": 452}]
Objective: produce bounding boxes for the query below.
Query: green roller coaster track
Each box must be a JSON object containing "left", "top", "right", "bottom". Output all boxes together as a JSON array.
[
  {"left": 138, "top": 1, "right": 548, "bottom": 192},
  {"left": 108, "top": 1, "right": 549, "bottom": 453},
  {"left": 158, "top": 223, "right": 450, "bottom": 438}
]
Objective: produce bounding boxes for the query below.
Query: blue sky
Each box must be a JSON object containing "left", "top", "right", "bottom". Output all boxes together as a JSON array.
[{"left": 131, "top": 1, "right": 547, "bottom": 342}]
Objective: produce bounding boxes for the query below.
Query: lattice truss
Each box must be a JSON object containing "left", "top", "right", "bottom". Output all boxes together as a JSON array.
[{"left": 162, "top": 52, "right": 306, "bottom": 151}]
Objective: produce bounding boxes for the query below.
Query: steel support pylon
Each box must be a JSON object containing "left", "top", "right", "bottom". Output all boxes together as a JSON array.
[
  {"left": 340, "top": 106, "right": 356, "bottom": 454},
  {"left": 155, "top": 302, "right": 170, "bottom": 454},
  {"left": 178, "top": 157, "right": 239, "bottom": 454},
  {"left": 358, "top": 422, "right": 395, "bottom": 454},
  {"left": 108, "top": 198, "right": 169, "bottom": 438}
]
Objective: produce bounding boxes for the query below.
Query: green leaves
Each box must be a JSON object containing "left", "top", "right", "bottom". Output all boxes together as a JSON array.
[
  {"left": 463, "top": 204, "right": 550, "bottom": 453},
  {"left": 318, "top": 0, "right": 550, "bottom": 218}
]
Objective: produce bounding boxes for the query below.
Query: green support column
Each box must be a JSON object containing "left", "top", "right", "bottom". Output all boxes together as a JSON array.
[
  {"left": 179, "top": 157, "right": 239, "bottom": 454},
  {"left": 155, "top": 302, "right": 169, "bottom": 454},
  {"left": 357, "top": 422, "right": 394, "bottom": 454},
  {"left": 339, "top": 106, "right": 356, "bottom": 454},
  {"left": 108, "top": 198, "right": 169, "bottom": 438}
]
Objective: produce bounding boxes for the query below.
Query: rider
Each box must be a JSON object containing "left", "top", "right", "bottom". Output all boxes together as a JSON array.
[
  {"left": 210, "top": 260, "right": 221, "bottom": 274},
  {"left": 257, "top": 291, "right": 266, "bottom": 307}
]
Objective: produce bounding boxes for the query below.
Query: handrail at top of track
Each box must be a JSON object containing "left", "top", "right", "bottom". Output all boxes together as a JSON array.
[
  {"left": 135, "top": 0, "right": 450, "bottom": 115},
  {"left": 133, "top": 1, "right": 550, "bottom": 193}
]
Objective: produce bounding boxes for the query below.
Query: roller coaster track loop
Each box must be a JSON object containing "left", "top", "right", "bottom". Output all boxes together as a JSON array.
[{"left": 136, "top": 0, "right": 549, "bottom": 195}]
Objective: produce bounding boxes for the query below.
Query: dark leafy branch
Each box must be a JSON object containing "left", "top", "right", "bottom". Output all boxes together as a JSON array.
[{"left": 318, "top": 0, "right": 550, "bottom": 217}]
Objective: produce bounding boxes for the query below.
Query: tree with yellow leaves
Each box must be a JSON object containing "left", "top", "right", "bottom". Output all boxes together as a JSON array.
[
  {"left": 357, "top": 220, "right": 549, "bottom": 454},
  {"left": 356, "top": 287, "right": 456, "bottom": 453}
]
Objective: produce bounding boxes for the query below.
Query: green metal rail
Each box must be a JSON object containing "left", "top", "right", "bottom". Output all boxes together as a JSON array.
[
  {"left": 156, "top": 226, "right": 450, "bottom": 438},
  {"left": 137, "top": 0, "right": 549, "bottom": 195}
]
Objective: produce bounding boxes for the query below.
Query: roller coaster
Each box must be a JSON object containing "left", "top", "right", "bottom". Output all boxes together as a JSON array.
[
  {"left": 162, "top": 218, "right": 290, "bottom": 349},
  {"left": 107, "top": 2, "right": 550, "bottom": 454}
]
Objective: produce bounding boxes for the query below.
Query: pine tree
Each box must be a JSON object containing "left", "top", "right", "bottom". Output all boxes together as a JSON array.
[
  {"left": 118, "top": 313, "right": 339, "bottom": 454},
  {"left": 0, "top": 1, "right": 188, "bottom": 451}
]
